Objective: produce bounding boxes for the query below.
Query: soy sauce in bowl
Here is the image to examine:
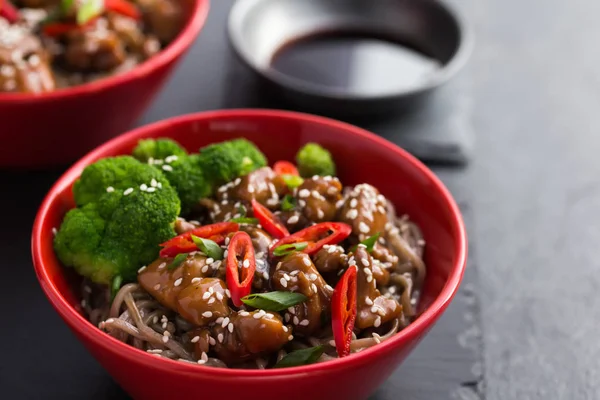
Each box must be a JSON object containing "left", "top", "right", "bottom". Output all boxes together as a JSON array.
[{"left": 269, "top": 31, "right": 442, "bottom": 97}]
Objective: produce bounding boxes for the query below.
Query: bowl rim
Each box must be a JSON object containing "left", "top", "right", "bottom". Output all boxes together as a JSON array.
[
  {"left": 31, "top": 109, "right": 467, "bottom": 377},
  {"left": 0, "top": 0, "right": 210, "bottom": 103},
  {"left": 227, "top": 0, "right": 474, "bottom": 101}
]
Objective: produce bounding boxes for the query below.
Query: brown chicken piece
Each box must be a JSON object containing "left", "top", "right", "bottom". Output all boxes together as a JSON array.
[
  {"left": 174, "top": 217, "right": 200, "bottom": 234},
  {"left": 352, "top": 247, "right": 401, "bottom": 330},
  {"left": 313, "top": 244, "right": 347, "bottom": 274},
  {"left": 136, "top": 0, "right": 183, "bottom": 44},
  {"left": 106, "top": 13, "right": 160, "bottom": 59},
  {"left": 176, "top": 278, "right": 230, "bottom": 326},
  {"left": 216, "top": 167, "right": 287, "bottom": 209},
  {"left": 138, "top": 254, "right": 228, "bottom": 326},
  {"left": 0, "top": 22, "right": 55, "bottom": 93},
  {"left": 193, "top": 310, "right": 291, "bottom": 365},
  {"left": 63, "top": 23, "right": 127, "bottom": 72},
  {"left": 338, "top": 184, "right": 388, "bottom": 241},
  {"left": 295, "top": 176, "right": 342, "bottom": 223},
  {"left": 272, "top": 252, "right": 333, "bottom": 336}
]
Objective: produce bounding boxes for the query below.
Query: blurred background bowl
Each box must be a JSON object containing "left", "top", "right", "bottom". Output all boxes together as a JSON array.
[
  {"left": 32, "top": 109, "right": 467, "bottom": 400},
  {"left": 0, "top": 0, "right": 210, "bottom": 169},
  {"left": 228, "top": 0, "right": 473, "bottom": 117}
]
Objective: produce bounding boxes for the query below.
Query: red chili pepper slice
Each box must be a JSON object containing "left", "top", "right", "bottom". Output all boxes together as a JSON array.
[
  {"left": 273, "top": 161, "right": 299, "bottom": 176},
  {"left": 269, "top": 222, "right": 351, "bottom": 256},
  {"left": 159, "top": 222, "right": 239, "bottom": 258},
  {"left": 251, "top": 199, "right": 289, "bottom": 239},
  {"left": 226, "top": 231, "right": 256, "bottom": 307},
  {"left": 42, "top": 22, "right": 80, "bottom": 37},
  {"left": 0, "top": 0, "right": 19, "bottom": 23},
  {"left": 331, "top": 266, "right": 357, "bottom": 357},
  {"left": 105, "top": 0, "right": 141, "bottom": 20}
]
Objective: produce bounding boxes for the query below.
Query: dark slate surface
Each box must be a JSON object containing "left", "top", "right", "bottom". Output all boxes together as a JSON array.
[
  {"left": 0, "top": 1, "right": 488, "bottom": 399},
  {"left": 470, "top": 0, "right": 600, "bottom": 399}
]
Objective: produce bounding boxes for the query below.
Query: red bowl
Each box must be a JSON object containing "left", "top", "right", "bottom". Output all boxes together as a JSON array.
[
  {"left": 0, "top": 0, "right": 210, "bottom": 169},
  {"left": 32, "top": 109, "right": 467, "bottom": 400}
]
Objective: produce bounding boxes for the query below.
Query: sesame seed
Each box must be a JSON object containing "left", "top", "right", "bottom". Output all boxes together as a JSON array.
[
  {"left": 365, "top": 297, "right": 373, "bottom": 305},
  {"left": 265, "top": 313, "right": 274, "bottom": 319},
  {"left": 151, "top": 179, "right": 158, "bottom": 187},
  {"left": 299, "top": 189, "right": 310, "bottom": 198},
  {"left": 191, "top": 336, "right": 200, "bottom": 343},
  {"left": 152, "top": 316, "right": 159, "bottom": 324},
  {"left": 217, "top": 317, "right": 224, "bottom": 324},
  {"left": 290, "top": 270, "right": 300, "bottom": 276},
  {"left": 202, "top": 292, "right": 211, "bottom": 301},
  {"left": 138, "top": 266, "right": 147, "bottom": 273},
  {"left": 201, "top": 265, "right": 209, "bottom": 273},
  {"left": 366, "top": 275, "right": 373, "bottom": 283},
  {"left": 81, "top": 299, "right": 87, "bottom": 307},
  {"left": 359, "top": 222, "right": 370, "bottom": 233},
  {"left": 287, "top": 215, "right": 299, "bottom": 224},
  {"left": 162, "top": 165, "right": 173, "bottom": 172},
  {"left": 225, "top": 289, "right": 231, "bottom": 297},
  {"left": 311, "top": 190, "right": 321, "bottom": 199},
  {"left": 221, "top": 317, "right": 230, "bottom": 328},
  {"left": 174, "top": 278, "right": 183, "bottom": 287},
  {"left": 298, "top": 199, "right": 307, "bottom": 208},
  {"left": 283, "top": 326, "right": 289, "bottom": 332},
  {"left": 374, "top": 316, "right": 382, "bottom": 327},
  {"left": 208, "top": 298, "right": 215, "bottom": 304},
  {"left": 209, "top": 336, "right": 216, "bottom": 346},
  {"left": 346, "top": 209, "right": 358, "bottom": 219},
  {"left": 299, "top": 319, "right": 309, "bottom": 326},
  {"left": 308, "top": 273, "right": 318, "bottom": 281},
  {"left": 377, "top": 206, "right": 386, "bottom": 214},
  {"left": 162, "top": 336, "right": 169, "bottom": 343},
  {"left": 218, "top": 333, "right": 224, "bottom": 343},
  {"left": 197, "top": 359, "right": 206, "bottom": 365},
  {"left": 239, "top": 311, "right": 250, "bottom": 316},
  {"left": 228, "top": 323, "right": 234, "bottom": 333},
  {"left": 283, "top": 273, "right": 291, "bottom": 281},
  {"left": 157, "top": 182, "right": 162, "bottom": 189},
  {"left": 360, "top": 258, "right": 370, "bottom": 267},
  {"left": 123, "top": 188, "right": 133, "bottom": 196},
  {"left": 202, "top": 311, "right": 213, "bottom": 318},
  {"left": 165, "top": 155, "right": 178, "bottom": 163},
  {"left": 201, "top": 352, "right": 209, "bottom": 362},
  {"left": 146, "top": 187, "right": 156, "bottom": 193},
  {"left": 253, "top": 312, "right": 263, "bottom": 319},
  {"left": 234, "top": 177, "right": 241, "bottom": 186},
  {"left": 280, "top": 277, "right": 288, "bottom": 288},
  {"left": 52, "top": 227, "right": 58, "bottom": 236},
  {"left": 288, "top": 307, "right": 295, "bottom": 314},
  {"left": 350, "top": 198, "right": 358, "bottom": 208},
  {"left": 370, "top": 306, "right": 379, "bottom": 313},
  {"left": 208, "top": 287, "right": 214, "bottom": 294},
  {"left": 312, "top": 175, "right": 319, "bottom": 180},
  {"left": 302, "top": 258, "right": 311, "bottom": 267},
  {"left": 106, "top": 186, "right": 114, "bottom": 192},
  {"left": 191, "top": 277, "right": 201, "bottom": 283},
  {"left": 162, "top": 322, "right": 167, "bottom": 329},
  {"left": 243, "top": 259, "right": 250, "bottom": 268},
  {"left": 140, "top": 184, "right": 148, "bottom": 191},
  {"left": 317, "top": 209, "right": 325, "bottom": 219},
  {"left": 216, "top": 292, "right": 224, "bottom": 301},
  {"left": 293, "top": 316, "right": 299, "bottom": 325},
  {"left": 285, "top": 314, "right": 291, "bottom": 322},
  {"left": 153, "top": 284, "right": 160, "bottom": 290},
  {"left": 288, "top": 335, "right": 294, "bottom": 341},
  {"left": 158, "top": 262, "right": 166, "bottom": 270},
  {"left": 311, "top": 283, "right": 318, "bottom": 293},
  {"left": 363, "top": 268, "right": 372, "bottom": 276},
  {"left": 329, "top": 340, "right": 336, "bottom": 347},
  {"left": 325, "top": 284, "right": 334, "bottom": 291}
]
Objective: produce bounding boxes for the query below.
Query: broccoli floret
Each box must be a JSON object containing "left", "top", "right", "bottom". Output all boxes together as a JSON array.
[
  {"left": 197, "top": 139, "right": 267, "bottom": 187},
  {"left": 132, "top": 138, "right": 187, "bottom": 162},
  {"left": 55, "top": 157, "right": 180, "bottom": 284},
  {"left": 296, "top": 143, "right": 336, "bottom": 177},
  {"left": 132, "top": 139, "right": 211, "bottom": 215}
]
